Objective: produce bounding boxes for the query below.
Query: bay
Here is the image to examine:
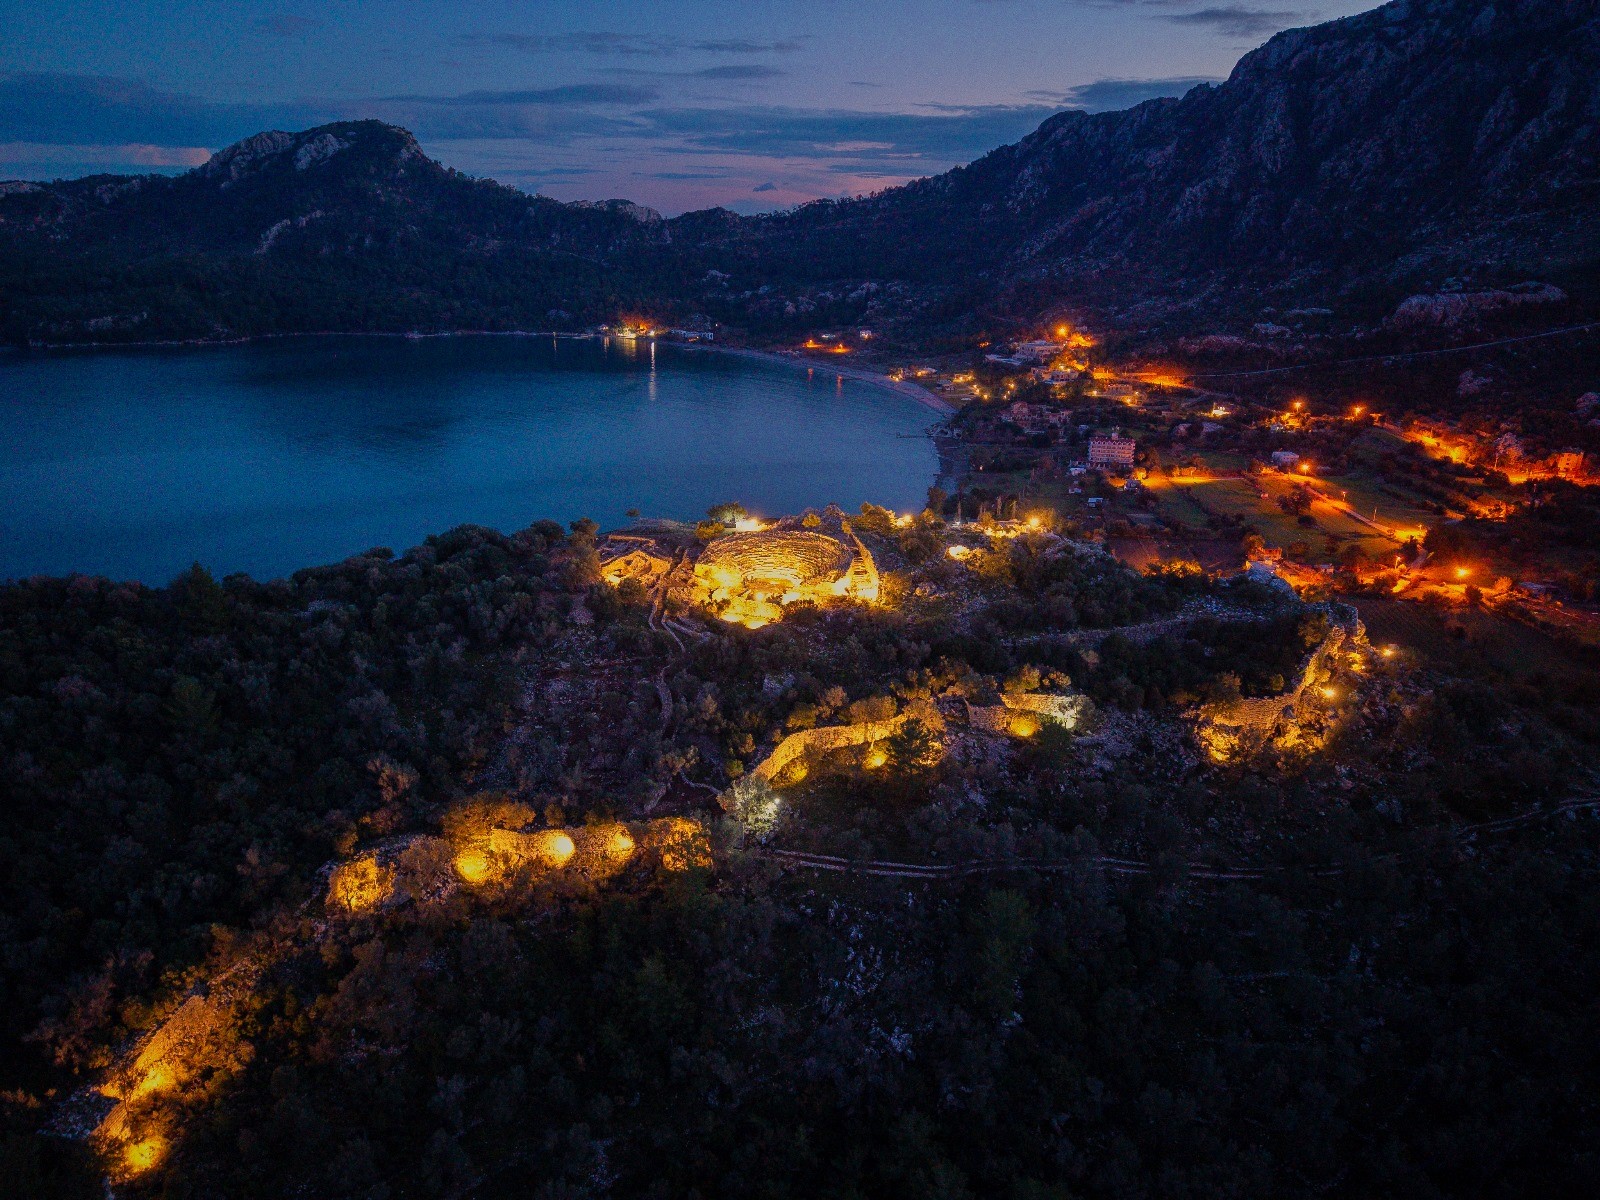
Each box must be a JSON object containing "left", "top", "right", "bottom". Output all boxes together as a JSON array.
[{"left": 0, "top": 335, "right": 939, "bottom": 583}]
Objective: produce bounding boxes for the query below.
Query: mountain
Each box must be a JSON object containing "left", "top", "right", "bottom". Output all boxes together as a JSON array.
[
  {"left": 2, "top": 0, "right": 1598, "bottom": 345},
  {"left": 717, "top": 0, "right": 1600, "bottom": 332},
  {"left": 0, "top": 122, "right": 696, "bottom": 343}
]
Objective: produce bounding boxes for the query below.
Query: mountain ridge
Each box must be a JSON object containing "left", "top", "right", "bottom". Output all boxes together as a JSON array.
[{"left": 2, "top": 0, "right": 1598, "bottom": 345}]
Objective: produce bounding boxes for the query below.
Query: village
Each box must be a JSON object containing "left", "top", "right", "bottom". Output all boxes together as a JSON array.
[{"left": 737, "top": 320, "right": 1600, "bottom": 659}]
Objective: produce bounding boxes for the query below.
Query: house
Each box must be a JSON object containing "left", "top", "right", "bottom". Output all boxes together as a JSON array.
[
  {"left": 1005, "top": 401, "right": 1066, "bottom": 433},
  {"left": 1032, "top": 366, "right": 1081, "bottom": 384},
  {"left": 1271, "top": 450, "right": 1301, "bottom": 469},
  {"left": 1554, "top": 449, "right": 1585, "bottom": 478},
  {"left": 1005, "top": 400, "right": 1037, "bottom": 427},
  {"left": 1088, "top": 434, "right": 1136, "bottom": 469},
  {"left": 1014, "top": 340, "right": 1062, "bottom": 364}
]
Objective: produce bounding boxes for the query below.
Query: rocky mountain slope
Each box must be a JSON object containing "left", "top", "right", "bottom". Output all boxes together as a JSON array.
[
  {"left": 0, "top": 121, "right": 697, "bottom": 342},
  {"left": 720, "top": 0, "right": 1600, "bottom": 331},
  {"left": 2, "top": 0, "right": 1597, "bottom": 344}
]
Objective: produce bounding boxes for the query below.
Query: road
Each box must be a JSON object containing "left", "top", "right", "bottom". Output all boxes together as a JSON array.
[{"left": 1187, "top": 321, "right": 1600, "bottom": 381}]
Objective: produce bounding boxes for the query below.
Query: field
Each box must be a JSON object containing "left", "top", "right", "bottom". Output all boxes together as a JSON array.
[
  {"left": 1318, "top": 472, "right": 1439, "bottom": 540},
  {"left": 1355, "top": 596, "right": 1597, "bottom": 686},
  {"left": 1147, "top": 475, "right": 1313, "bottom": 546},
  {"left": 1142, "top": 461, "right": 1446, "bottom": 563}
]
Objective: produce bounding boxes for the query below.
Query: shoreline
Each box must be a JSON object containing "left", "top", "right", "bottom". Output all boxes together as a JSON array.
[
  {"left": 681, "top": 343, "right": 956, "bottom": 415},
  {"left": 8, "top": 326, "right": 958, "bottom": 415},
  {"left": 6, "top": 327, "right": 593, "bottom": 352}
]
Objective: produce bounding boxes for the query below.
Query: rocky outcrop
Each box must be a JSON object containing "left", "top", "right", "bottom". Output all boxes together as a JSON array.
[
  {"left": 715, "top": 0, "right": 1600, "bottom": 321},
  {"left": 1386, "top": 282, "right": 1568, "bottom": 329},
  {"left": 198, "top": 129, "right": 296, "bottom": 181},
  {"left": 572, "top": 198, "right": 664, "bottom": 225},
  {"left": 255, "top": 209, "right": 323, "bottom": 255},
  {"left": 293, "top": 132, "right": 350, "bottom": 171}
]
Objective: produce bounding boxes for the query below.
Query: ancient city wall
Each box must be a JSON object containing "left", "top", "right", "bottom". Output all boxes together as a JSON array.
[
  {"left": 751, "top": 702, "right": 942, "bottom": 782},
  {"left": 1194, "top": 603, "right": 1364, "bottom": 755},
  {"left": 968, "top": 692, "right": 1087, "bottom": 736}
]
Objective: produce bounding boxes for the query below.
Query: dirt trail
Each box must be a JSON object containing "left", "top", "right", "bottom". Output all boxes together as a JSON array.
[{"left": 756, "top": 794, "right": 1600, "bottom": 883}]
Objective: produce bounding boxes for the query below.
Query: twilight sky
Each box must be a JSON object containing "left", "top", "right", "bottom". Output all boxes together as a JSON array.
[{"left": 0, "top": 0, "right": 1381, "bottom": 214}]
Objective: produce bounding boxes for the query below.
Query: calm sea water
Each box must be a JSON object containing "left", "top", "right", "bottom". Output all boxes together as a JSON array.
[{"left": 0, "top": 336, "right": 939, "bottom": 584}]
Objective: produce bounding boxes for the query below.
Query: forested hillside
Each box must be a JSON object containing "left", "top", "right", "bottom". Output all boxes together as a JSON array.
[{"left": 3, "top": 510, "right": 1599, "bottom": 1197}]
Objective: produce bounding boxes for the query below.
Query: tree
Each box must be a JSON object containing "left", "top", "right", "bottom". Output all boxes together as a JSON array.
[
  {"left": 886, "top": 718, "right": 939, "bottom": 771},
  {"left": 846, "top": 695, "right": 897, "bottom": 724},
  {"left": 171, "top": 562, "right": 229, "bottom": 632},
  {"left": 1278, "top": 486, "right": 1313, "bottom": 517}
]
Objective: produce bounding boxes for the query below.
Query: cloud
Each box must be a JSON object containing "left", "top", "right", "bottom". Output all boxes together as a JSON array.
[
  {"left": 752, "top": 181, "right": 778, "bottom": 192},
  {"left": 690, "top": 65, "right": 786, "bottom": 81},
  {"left": 1035, "top": 76, "right": 1221, "bottom": 112},
  {"left": 475, "top": 32, "right": 675, "bottom": 57},
  {"left": 392, "top": 84, "right": 659, "bottom": 107},
  {"left": 640, "top": 103, "right": 1060, "bottom": 165},
  {"left": 0, "top": 72, "right": 1064, "bottom": 210},
  {"left": 691, "top": 39, "right": 805, "bottom": 54},
  {"left": 1159, "top": 6, "right": 1308, "bottom": 37},
  {"left": 470, "top": 32, "right": 805, "bottom": 57},
  {"left": 0, "top": 72, "right": 662, "bottom": 155},
  {"left": 0, "top": 140, "right": 212, "bottom": 178},
  {"left": 373, "top": 84, "right": 661, "bottom": 143},
  {"left": 0, "top": 72, "right": 324, "bottom": 147}
]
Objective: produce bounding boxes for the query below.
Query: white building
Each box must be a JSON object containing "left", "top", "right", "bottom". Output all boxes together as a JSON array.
[
  {"left": 1014, "top": 340, "right": 1062, "bottom": 364},
  {"left": 1089, "top": 434, "right": 1136, "bottom": 468}
]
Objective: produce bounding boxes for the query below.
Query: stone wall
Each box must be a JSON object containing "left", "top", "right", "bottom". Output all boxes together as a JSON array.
[
  {"left": 968, "top": 692, "right": 1087, "bottom": 736},
  {"left": 1193, "top": 603, "right": 1364, "bottom": 760},
  {"left": 751, "top": 702, "right": 942, "bottom": 782}
]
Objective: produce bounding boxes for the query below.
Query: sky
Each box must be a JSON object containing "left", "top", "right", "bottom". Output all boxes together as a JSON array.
[{"left": 0, "top": 0, "right": 1382, "bottom": 214}]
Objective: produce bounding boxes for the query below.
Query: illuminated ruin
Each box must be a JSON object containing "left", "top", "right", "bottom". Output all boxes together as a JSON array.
[
  {"left": 327, "top": 855, "right": 394, "bottom": 912},
  {"left": 644, "top": 816, "right": 714, "bottom": 871},
  {"left": 437, "top": 815, "right": 720, "bottom": 890},
  {"left": 600, "top": 506, "right": 880, "bottom": 628},
  {"left": 1192, "top": 605, "right": 1367, "bottom": 764},
  {"left": 88, "top": 811, "right": 714, "bottom": 1181},
  {"left": 720, "top": 690, "right": 1088, "bottom": 837}
]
